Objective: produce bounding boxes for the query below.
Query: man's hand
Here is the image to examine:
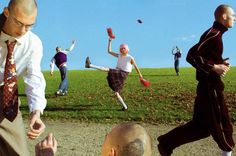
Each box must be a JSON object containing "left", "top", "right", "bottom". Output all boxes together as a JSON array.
[
  {"left": 35, "top": 133, "right": 57, "bottom": 156},
  {"left": 212, "top": 64, "right": 230, "bottom": 76},
  {"left": 72, "top": 40, "right": 76, "bottom": 44},
  {"left": 27, "top": 110, "right": 46, "bottom": 139}
]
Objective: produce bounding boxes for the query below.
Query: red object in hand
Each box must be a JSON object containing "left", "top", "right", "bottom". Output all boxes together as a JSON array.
[
  {"left": 140, "top": 78, "right": 151, "bottom": 87},
  {"left": 107, "top": 28, "right": 115, "bottom": 39}
]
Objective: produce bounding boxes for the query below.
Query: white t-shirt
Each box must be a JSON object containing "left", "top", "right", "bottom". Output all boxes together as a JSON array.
[{"left": 116, "top": 54, "right": 134, "bottom": 73}]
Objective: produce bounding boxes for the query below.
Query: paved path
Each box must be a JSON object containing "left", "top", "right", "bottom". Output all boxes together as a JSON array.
[{"left": 27, "top": 121, "right": 236, "bottom": 156}]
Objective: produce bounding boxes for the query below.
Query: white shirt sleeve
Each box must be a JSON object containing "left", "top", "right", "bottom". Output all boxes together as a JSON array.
[
  {"left": 22, "top": 35, "right": 47, "bottom": 114},
  {"left": 62, "top": 42, "right": 76, "bottom": 54},
  {"left": 50, "top": 58, "right": 55, "bottom": 73},
  {"left": 0, "top": 31, "right": 47, "bottom": 114}
]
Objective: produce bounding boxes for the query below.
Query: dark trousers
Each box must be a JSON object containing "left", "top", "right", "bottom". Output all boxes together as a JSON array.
[
  {"left": 174, "top": 59, "right": 179, "bottom": 74},
  {"left": 158, "top": 81, "right": 235, "bottom": 154}
]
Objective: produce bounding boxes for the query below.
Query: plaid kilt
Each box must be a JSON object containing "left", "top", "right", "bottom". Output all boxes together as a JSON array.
[{"left": 107, "top": 69, "right": 129, "bottom": 92}]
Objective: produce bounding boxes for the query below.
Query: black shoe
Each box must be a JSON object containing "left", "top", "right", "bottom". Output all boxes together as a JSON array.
[
  {"left": 85, "top": 57, "right": 91, "bottom": 68},
  {"left": 157, "top": 136, "right": 170, "bottom": 156},
  {"left": 121, "top": 107, "right": 128, "bottom": 111}
]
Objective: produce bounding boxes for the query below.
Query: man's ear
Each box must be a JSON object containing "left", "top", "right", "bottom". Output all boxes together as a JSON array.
[
  {"left": 3, "top": 7, "right": 9, "bottom": 18},
  {"left": 222, "top": 13, "right": 227, "bottom": 21},
  {"left": 109, "top": 148, "right": 116, "bottom": 156}
]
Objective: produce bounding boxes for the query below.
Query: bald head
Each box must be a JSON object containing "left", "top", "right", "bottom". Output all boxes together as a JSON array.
[
  {"left": 101, "top": 123, "right": 152, "bottom": 156},
  {"left": 214, "top": 4, "right": 235, "bottom": 28},
  {"left": 8, "top": 0, "right": 37, "bottom": 15},
  {"left": 2, "top": 0, "right": 38, "bottom": 37}
]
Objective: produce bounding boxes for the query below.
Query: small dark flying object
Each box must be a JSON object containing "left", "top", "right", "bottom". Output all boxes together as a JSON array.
[{"left": 137, "top": 19, "right": 143, "bottom": 23}]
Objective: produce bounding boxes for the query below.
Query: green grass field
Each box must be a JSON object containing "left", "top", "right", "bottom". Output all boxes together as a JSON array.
[{"left": 18, "top": 67, "right": 236, "bottom": 124}]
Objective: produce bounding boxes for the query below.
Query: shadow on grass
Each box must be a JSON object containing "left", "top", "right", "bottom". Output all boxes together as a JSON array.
[
  {"left": 46, "top": 104, "right": 94, "bottom": 111},
  {"left": 129, "top": 74, "right": 178, "bottom": 77},
  {"left": 19, "top": 93, "right": 58, "bottom": 99},
  {"left": 46, "top": 94, "right": 58, "bottom": 99},
  {"left": 20, "top": 104, "right": 119, "bottom": 112},
  {"left": 45, "top": 105, "right": 120, "bottom": 112}
]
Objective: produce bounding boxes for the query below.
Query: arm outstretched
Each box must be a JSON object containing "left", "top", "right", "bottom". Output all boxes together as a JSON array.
[
  {"left": 107, "top": 38, "right": 118, "bottom": 57},
  {"left": 131, "top": 58, "right": 142, "bottom": 78}
]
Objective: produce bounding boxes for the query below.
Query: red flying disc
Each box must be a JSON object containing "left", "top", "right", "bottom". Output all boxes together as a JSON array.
[
  {"left": 140, "top": 78, "right": 150, "bottom": 87},
  {"left": 107, "top": 27, "right": 115, "bottom": 39}
]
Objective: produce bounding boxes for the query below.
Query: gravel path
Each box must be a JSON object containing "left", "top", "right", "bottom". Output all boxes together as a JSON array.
[{"left": 26, "top": 121, "right": 236, "bottom": 156}]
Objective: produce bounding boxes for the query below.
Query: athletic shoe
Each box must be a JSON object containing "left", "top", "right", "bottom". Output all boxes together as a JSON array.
[
  {"left": 55, "top": 90, "right": 64, "bottom": 96},
  {"left": 121, "top": 107, "right": 128, "bottom": 111},
  {"left": 64, "top": 91, "right": 68, "bottom": 95},
  {"left": 85, "top": 57, "right": 91, "bottom": 68}
]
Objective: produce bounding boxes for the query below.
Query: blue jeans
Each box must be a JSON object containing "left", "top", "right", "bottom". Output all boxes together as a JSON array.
[{"left": 59, "top": 66, "right": 68, "bottom": 92}]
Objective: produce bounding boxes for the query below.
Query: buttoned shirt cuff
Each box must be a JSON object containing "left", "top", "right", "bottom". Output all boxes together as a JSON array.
[{"left": 29, "top": 100, "right": 47, "bottom": 115}]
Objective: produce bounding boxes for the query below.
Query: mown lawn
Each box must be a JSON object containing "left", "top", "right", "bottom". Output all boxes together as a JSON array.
[{"left": 18, "top": 67, "right": 236, "bottom": 124}]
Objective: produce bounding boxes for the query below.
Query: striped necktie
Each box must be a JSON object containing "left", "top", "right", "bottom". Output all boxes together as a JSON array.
[{"left": 3, "top": 40, "right": 18, "bottom": 122}]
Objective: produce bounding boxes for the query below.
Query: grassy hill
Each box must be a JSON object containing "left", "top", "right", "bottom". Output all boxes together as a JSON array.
[{"left": 18, "top": 67, "right": 236, "bottom": 124}]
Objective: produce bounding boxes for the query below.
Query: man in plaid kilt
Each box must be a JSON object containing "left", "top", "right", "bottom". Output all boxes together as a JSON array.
[{"left": 85, "top": 38, "right": 143, "bottom": 111}]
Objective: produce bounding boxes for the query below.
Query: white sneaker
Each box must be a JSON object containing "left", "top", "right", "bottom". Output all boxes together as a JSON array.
[{"left": 55, "top": 90, "right": 63, "bottom": 96}]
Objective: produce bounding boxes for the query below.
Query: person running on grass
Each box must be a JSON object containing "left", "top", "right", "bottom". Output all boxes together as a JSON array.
[
  {"left": 157, "top": 4, "right": 235, "bottom": 156},
  {"left": 50, "top": 40, "right": 76, "bottom": 96},
  {"left": 85, "top": 37, "right": 143, "bottom": 111},
  {"left": 172, "top": 46, "right": 181, "bottom": 76}
]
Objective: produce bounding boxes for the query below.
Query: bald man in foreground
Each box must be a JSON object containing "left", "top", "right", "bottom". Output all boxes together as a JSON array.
[
  {"left": 0, "top": 0, "right": 46, "bottom": 155},
  {"left": 101, "top": 122, "right": 152, "bottom": 156},
  {"left": 157, "top": 4, "right": 235, "bottom": 156},
  {"left": 35, "top": 123, "right": 152, "bottom": 156}
]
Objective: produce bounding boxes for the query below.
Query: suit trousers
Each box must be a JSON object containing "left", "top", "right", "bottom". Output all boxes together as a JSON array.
[{"left": 0, "top": 87, "right": 30, "bottom": 156}]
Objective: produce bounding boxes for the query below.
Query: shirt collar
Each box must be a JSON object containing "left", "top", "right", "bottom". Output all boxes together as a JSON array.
[
  {"left": 0, "top": 31, "right": 29, "bottom": 45},
  {"left": 213, "top": 21, "right": 228, "bottom": 34}
]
